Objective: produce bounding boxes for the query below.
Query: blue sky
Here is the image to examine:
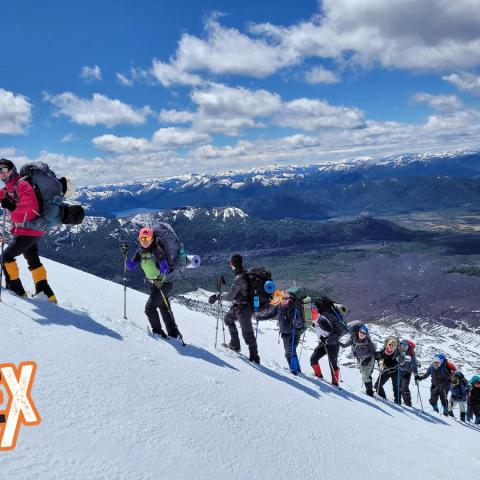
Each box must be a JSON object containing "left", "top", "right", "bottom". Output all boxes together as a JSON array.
[{"left": 1, "top": 0, "right": 480, "bottom": 185}]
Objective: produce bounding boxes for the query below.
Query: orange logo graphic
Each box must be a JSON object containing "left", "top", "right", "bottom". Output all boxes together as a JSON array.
[{"left": 0, "top": 361, "right": 41, "bottom": 451}]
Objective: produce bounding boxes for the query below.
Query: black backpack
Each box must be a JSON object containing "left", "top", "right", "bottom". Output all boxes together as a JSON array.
[
  {"left": 152, "top": 222, "right": 182, "bottom": 270},
  {"left": 245, "top": 267, "right": 272, "bottom": 312}
]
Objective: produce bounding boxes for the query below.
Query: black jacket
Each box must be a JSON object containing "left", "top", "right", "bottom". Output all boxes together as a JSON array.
[{"left": 256, "top": 302, "right": 304, "bottom": 335}]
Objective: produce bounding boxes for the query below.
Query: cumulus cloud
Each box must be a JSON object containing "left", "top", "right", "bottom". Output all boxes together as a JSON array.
[
  {"left": 411, "top": 92, "right": 463, "bottom": 111},
  {"left": 137, "top": 1, "right": 480, "bottom": 89},
  {"left": 44, "top": 92, "right": 152, "bottom": 127},
  {"left": 305, "top": 66, "right": 340, "bottom": 84},
  {"left": 92, "top": 128, "right": 210, "bottom": 154},
  {"left": 0, "top": 88, "right": 32, "bottom": 134},
  {"left": 61, "top": 133, "right": 76, "bottom": 143},
  {"left": 159, "top": 83, "right": 364, "bottom": 135},
  {"left": 443, "top": 72, "right": 480, "bottom": 95},
  {"left": 80, "top": 65, "right": 102, "bottom": 83}
]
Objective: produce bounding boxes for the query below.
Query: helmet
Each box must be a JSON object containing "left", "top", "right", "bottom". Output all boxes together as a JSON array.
[{"left": 138, "top": 227, "right": 154, "bottom": 239}]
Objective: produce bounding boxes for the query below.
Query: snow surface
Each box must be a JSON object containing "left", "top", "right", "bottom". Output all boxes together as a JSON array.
[{"left": 0, "top": 258, "right": 479, "bottom": 480}]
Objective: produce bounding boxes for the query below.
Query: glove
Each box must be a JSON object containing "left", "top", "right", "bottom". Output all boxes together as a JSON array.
[
  {"left": 208, "top": 294, "right": 218, "bottom": 304},
  {"left": 120, "top": 242, "right": 129, "bottom": 254},
  {"left": 152, "top": 274, "right": 166, "bottom": 288},
  {"left": 375, "top": 351, "right": 381, "bottom": 361},
  {"left": 414, "top": 374, "right": 420, "bottom": 382}
]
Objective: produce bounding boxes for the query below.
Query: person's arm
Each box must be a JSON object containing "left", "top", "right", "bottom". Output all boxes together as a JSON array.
[
  {"left": 126, "top": 250, "right": 141, "bottom": 270},
  {"left": 255, "top": 305, "right": 279, "bottom": 320},
  {"left": 219, "top": 274, "right": 244, "bottom": 302},
  {"left": 10, "top": 180, "right": 38, "bottom": 216},
  {"left": 415, "top": 366, "right": 431, "bottom": 381}
]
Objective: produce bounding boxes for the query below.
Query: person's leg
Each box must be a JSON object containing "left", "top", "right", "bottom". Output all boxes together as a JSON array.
[
  {"left": 401, "top": 373, "right": 412, "bottom": 406},
  {"left": 310, "top": 343, "right": 326, "bottom": 377},
  {"left": 144, "top": 286, "right": 167, "bottom": 337},
  {"left": 2, "top": 236, "right": 39, "bottom": 296},
  {"left": 223, "top": 307, "right": 241, "bottom": 350},
  {"left": 237, "top": 307, "right": 259, "bottom": 362},
  {"left": 24, "top": 239, "right": 56, "bottom": 302},
  {"left": 360, "top": 358, "right": 375, "bottom": 396},
  {"left": 326, "top": 344, "right": 340, "bottom": 385},
  {"left": 430, "top": 385, "right": 440, "bottom": 412},
  {"left": 156, "top": 283, "right": 181, "bottom": 337}
]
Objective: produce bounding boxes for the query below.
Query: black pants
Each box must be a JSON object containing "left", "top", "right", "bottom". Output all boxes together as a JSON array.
[
  {"left": 224, "top": 304, "right": 258, "bottom": 356},
  {"left": 375, "top": 369, "right": 401, "bottom": 404},
  {"left": 430, "top": 383, "right": 449, "bottom": 409},
  {"left": 400, "top": 373, "right": 412, "bottom": 406},
  {"left": 310, "top": 343, "right": 340, "bottom": 370},
  {"left": 282, "top": 331, "right": 301, "bottom": 370},
  {"left": 2, "top": 235, "right": 42, "bottom": 292},
  {"left": 145, "top": 282, "right": 180, "bottom": 337}
]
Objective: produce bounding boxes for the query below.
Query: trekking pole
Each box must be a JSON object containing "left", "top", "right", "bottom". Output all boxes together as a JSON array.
[
  {"left": 415, "top": 380, "right": 424, "bottom": 412},
  {"left": 397, "top": 364, "right": 401, "bottom": 405},
  {"left": 217, "top": 274, "right": 226, "bottom": 345},
  {"left": 121, "top": 242, "right": 128, "bottom": 319},
  {"left": 0, "top": 209, "right": 7, "bottom": 302},
  {"left": 298, "top": 330, "right": 307, "bottom": 360},
  {"left": 214, "top": 275, "right": 223, "bottom": 348},
  {"left": 375, "top": 361, "right": 384, "bottom": 395}
]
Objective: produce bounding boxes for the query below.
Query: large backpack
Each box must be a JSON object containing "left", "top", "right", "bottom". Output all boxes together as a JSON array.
[
  {"left": 246, "top": 267, "right": 273, "bottom": 312},
  {"left": 312, "top": 295, "right": 350, "bottom": 336},
  {"left": 16, "top": 162, "right": 85, "bottom": 230},
  {"left": 287, "top": 287, "right": 312, "bottom": 327},
  {"left": 152, "top": 222, "right": 183, "bottom": 270}
]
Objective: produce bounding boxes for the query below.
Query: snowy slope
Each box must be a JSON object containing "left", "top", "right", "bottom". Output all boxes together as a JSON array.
[{"left": 0, "top": 258, "right": 479, "bottom": 480}]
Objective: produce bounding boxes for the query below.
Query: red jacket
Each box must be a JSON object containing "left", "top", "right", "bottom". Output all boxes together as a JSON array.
[{"left": 4, "top": 175, "right": 44, "bottom": 237}]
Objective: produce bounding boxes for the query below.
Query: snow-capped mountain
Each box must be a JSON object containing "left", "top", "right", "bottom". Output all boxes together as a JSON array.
[
  {"left": 72, "top": 150, "right": 480, "bottom": 220},
  {"left": 1, "top": 257, "right": 479, "bottom": 479}
]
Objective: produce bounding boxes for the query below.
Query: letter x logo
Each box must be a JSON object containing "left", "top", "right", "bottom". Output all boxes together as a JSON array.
[{"left": 0, "top": 361, "right": 41, "bottom": 451}]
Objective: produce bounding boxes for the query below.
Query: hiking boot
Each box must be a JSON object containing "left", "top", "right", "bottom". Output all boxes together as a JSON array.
[
  {"left": 152, "top": 328, "right": 168, "bottom": 338},
  {"left": 448, "top": 410, "right": 455, "bottom": 418},
  {"left": 443, "top": 406, "right": 449, "bottom": 416},
  {"left": 432, "top": 404, "right": 439, "bottom": 413},
  {"left": 460, "top": 412, "right": 466, "bottom": 422},
  {"left": 30, "top": 266, "right": 57, "bottom": 302},
  {"left": 223, "top": 343, "right": 240, "bottom": 352},
  {"left": 249, "top": 352, "right": 260, "bottom": 364},
  {"left": 365, "top": 382, "right": 374, "bottom": 397},
  {"left": 311, "top": 363, "right": 323, "bottom": 379}
]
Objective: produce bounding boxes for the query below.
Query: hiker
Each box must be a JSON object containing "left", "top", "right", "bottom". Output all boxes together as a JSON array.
[
  {"left": 375, "top": 336, "right": 403, "bottom": 404},
  {"left": 397, "top": 339, "right": 419, "bottom": 407},
  {"left": 255, "top": 288, "right": 306, "bottom": 374},
  {"left": 448, "top": 371, "right": 468, "bottom": 421},
  {"left": 122, "top": 225, "right": 183, "bottom": 341},
  {"left": 467, "top": 375, "right": 480, "bottom": 424},
  {"left": 310, "top": 295, "right": 349, "bottom": 386},
  {"left": 415, "top": 354, "right": 456, "bottom": 415},
  {"left": 208, "top": 254, "right": 260, "bottom": 363},
  {"left": 0, "top": 158, "right": 56, "bottom": 302},
  {"left": 341, "top": 323, "right": 377, "bottom": 396}
]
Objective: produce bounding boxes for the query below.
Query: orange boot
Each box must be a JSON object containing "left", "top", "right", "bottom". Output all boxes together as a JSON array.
[
  {"left": 3, "top": 261, "right": 26, "bottom": 297},
  {"left": 30, "top": 265, "right": 57, "bottom": 303}
]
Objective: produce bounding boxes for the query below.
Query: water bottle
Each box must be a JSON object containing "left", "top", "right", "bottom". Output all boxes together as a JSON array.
[{"left": 253, "top": 294, "right": 260, "bottom": 311}]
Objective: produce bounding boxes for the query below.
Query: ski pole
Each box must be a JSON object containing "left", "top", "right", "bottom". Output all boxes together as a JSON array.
[
  {"left": 298, "top": 330, "right": 306, "bottom": 361},
  {"left": 215, "top": 301, "right": 220, "bottom": 348},
  {"left": 375, "top": 361, "right": 384, "bottom": 396},
  {"left": 415, "top": 380, "right": 424, "bottom": 412},
  {"left": 0, "top": 209, "right": 6, "bottom": 302},
  {"left": 397, "top": 364, "right": 401, "bottom": 405}
]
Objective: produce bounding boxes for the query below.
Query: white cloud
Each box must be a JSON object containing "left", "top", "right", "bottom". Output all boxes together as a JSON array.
[
  {"left": 152, "top": 127, "right": 210, "bottom": 147},
  {"left": 80, "top": 65, "right": 102, "bottom": 83},
  {"left": 0, "top": 147, "right": 17, "bottom": 158},
  {"left": 253, "top": 0, "right": 480, "bottom": 72},
  {"left": 0, "top": 88, "right": 32, "bottom": 134},
  {"left": 159, "top": 109, "right": 196, "bottom": 124},
  {"left": 44, "top": 92, "right": 152, "bottom": 127},
  {"left": 92, "top": 128, "right": 210, "bottom": 154},
  {"left": 305, "top": 66, "right": 340, "bottom": 84},
  {"left": 61, "top": 133, "right": 76, "bottom": 143},
  {"left": 92, "top": 134, "right": 151, "bottom": 153},
  {"left": 151, "top": 60, "right": 203, "bottom": 87},
  {"left": 443, "top": 72, "right": 480, "bottom": 95},
  {"left": 411, "top": 92, "right": 463, "bottom": 111}
]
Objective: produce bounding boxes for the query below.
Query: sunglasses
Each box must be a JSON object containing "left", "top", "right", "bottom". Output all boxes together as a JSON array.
[
  {"left": 0, "top": 166, "right": 10, "bottom": 173},
  {"left": 139, "top": 236, "right": 153, "bottom": 242},
  {"left": 387, "top": 343, "right": 396, "bottom": 348},
  {"left": 358, "top": 331, "right": 367, "bottom": 336},
  {"left": 281, "top": 296, "right": 291, "bottom": 302}
]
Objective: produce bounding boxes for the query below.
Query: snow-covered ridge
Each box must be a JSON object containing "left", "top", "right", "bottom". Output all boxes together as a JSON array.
[{"left": 1, "top": 257, "right": 479, "bottom": 479}]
